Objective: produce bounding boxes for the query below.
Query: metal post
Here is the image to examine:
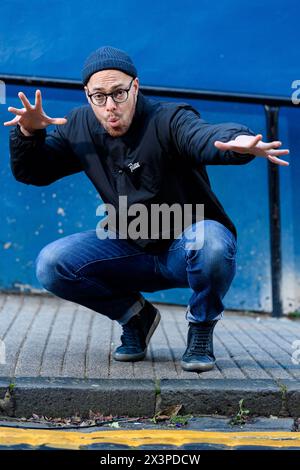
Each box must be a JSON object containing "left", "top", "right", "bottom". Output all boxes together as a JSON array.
[{"left": 264, "top": 105, "right": 283, "bottom": 317}]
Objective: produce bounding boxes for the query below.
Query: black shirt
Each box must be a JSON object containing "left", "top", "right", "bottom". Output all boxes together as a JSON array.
[{"left": 9, "top": 92, "right": 255, "bottom": 253}]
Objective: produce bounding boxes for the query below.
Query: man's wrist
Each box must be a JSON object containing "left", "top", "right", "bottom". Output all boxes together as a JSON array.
[
  {"left": 19, "top": 125, "right": 36, "bottom": 137},
  {"left": 16, "top": 124, "right": 46, "bottom": 140}
]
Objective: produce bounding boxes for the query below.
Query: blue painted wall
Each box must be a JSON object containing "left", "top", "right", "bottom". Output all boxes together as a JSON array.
[{"left": 0, "top": 0, "right": 299, "bottom": 313}]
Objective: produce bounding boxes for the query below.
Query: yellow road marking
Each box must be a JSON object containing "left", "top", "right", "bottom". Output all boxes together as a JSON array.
[{"left": 0, "top": 428, "right": 300, "bottom": 449}]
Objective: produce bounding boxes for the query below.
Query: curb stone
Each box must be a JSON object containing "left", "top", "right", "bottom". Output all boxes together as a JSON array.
[
  {"left": 159, "top": 379, "right": 284, "bottom": 416},
  {"left": 1, "top": 377, "right": 299, "bottom": 419}
]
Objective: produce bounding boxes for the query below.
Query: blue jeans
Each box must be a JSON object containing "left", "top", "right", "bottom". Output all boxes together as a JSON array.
[{"left": 35, "top": 219, "right": 237, "bottom": 325}]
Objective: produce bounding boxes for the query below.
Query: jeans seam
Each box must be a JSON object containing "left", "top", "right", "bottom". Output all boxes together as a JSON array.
[
  {"left": 74, "top": 272, "right": 140, "bottom": 300},
  {"left": 73, "top": 251, "right": 152, "bottom": 275}
]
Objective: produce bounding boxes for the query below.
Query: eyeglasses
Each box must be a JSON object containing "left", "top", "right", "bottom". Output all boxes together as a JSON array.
[{"left": 87, "top": 77, "right": 135, "bottom": 106}]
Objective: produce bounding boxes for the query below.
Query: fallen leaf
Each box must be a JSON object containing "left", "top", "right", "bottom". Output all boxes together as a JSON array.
[{"left": 154, "top": 404, "right": 183, "bottom": 422}]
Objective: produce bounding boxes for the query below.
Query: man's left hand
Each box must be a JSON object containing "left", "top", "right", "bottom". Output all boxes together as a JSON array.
[{"left": 214, "top": 134, "right": 290, "bottom": 166}]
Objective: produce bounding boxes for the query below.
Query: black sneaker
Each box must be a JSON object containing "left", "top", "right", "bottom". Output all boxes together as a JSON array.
[
  {"left": 113, "top": 301, "right": 161, "bottom": 362},
  {"left": 181, "top": 321, "right": 218, "bottom": 372}
]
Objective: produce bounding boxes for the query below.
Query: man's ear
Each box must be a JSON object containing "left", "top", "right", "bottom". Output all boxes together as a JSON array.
[
  {"left": 84, "top": 86, "right": 89, "bottom": 102},
  {"left": 133, "top": 78, "right": 139, "bottom": 95},
  {"left": 133, "top": 78, "right": 139, "bottom": 101}
]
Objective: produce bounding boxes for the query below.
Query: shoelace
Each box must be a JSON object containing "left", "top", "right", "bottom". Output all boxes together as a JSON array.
[
  {"left": 187, "top": 326, "right": 214, "bottom": 356},
  {"left": 121, "top": 322, "right": 141, "bottom": 346}
]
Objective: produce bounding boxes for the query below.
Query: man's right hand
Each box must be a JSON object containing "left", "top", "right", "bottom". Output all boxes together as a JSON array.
[{"left": 3, "top": 89, "right": 67, "bottom": 136}]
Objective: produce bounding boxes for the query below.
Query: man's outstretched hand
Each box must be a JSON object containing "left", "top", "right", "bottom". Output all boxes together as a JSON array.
[
  {"left": 3, "top": 89, "right": 67, "bottom": 136},
  {"left": 214, "top": 134, "right": 290, "bottom": 166}
]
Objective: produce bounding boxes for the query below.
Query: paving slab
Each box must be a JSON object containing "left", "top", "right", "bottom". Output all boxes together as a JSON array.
[{"left": 0, "top": 293, "right": 299, "bottom": 418}]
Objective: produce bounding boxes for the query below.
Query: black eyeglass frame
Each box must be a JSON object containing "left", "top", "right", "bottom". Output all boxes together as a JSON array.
[{"left": 86, "top": 77, "right": 135, "bottom": 106}]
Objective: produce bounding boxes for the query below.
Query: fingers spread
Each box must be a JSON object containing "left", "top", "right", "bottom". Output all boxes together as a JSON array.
[
  {"left": 7, "top": 106, "right": 26, "bottom": 116},
  {"left": 270, "top": 141, "right": 282, "bottom": 148},
  {"left": 266, "top": 149, "right": 290, "bottom": 157},
  {"left": 18, "top": 92, "right": 32, "bottom": 110},
  {"left": 214, "top": 140, "right": 229, "bottom": 150},
  {"left": 35, "top": 89, "right": 42, "bottom": 109},
  {"left": 247, "top": 134, "right": 263, "bottom": 148},
  {"left": 260, "top": 141, "right": 283, "bottom": 150},
  {"left": 267, "top": 155, "right": 289, "bottom": 166},
  {"left": 48, "top": 117, "right": 68, "bottom": 125},
  {"left": 3, "top": 116, "right": 20, "bottom": 126}
]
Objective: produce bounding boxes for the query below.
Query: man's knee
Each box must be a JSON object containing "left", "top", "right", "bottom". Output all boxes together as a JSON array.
[
  {"left": 187, "top": 238, "right": 227, "bottom": 264},
  {"left": 185, "top": 221, "right": 236, "bottom": 270},
  {"left": 35, "top": 241, "right": 73, "bottom": 292}
]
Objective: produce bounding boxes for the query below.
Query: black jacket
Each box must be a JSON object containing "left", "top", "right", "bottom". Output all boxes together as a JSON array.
[{"left": 9, "top": 92, "right": 255, "bottom": 252}]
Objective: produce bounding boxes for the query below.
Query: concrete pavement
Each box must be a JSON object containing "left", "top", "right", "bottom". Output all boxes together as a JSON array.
[{"left": 0, "top": 292, "right": 299, "bottom": 418}]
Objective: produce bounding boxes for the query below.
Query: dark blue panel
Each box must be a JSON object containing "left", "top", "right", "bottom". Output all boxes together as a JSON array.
[{"left": 0, "top": 0, "right": 299, "bottom": 95}]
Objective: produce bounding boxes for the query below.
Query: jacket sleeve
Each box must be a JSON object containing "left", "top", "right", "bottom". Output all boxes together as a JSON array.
[
  {"left": 169, "top": 107, "right": 257, "bottom": 166},
  {"left": 9, "top": 112, "right": 83, "bottom": 186}
]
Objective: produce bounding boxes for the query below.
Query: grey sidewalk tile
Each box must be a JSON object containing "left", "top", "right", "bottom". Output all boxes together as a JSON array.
[
  {"left": 39, "top": 301, "right": 77, "bottom": 377},
  {"left": 219, "top": 319, "right": 271, "bottom": 379},
  {"left": 61, "top": 307, "right": 93, "bottom": 378},
  {"left": 247, "top": 316, "right": 300, "bottom": 340},
  {"left": 159, "top": 379, "right": 283, "bottom": 416},
  {"left": 132, "top": 359, "right": 155, "bottom": 379},
  {"left": 267, "top": 317, "right": 300, "bottom": 333},
  {"left": 213, "top": 332, "right": 246, "bottom": 379},
  {"left": 148, "top": 342, "right": 177, "bottom": 380},
  {"left": 235, "top": 318, "right": 300, "bottom": 379},
  {"left": 231, "top": 319, "right": 294, "bottom": 379},
  {"left": 246, "top": 317, "right": 300, "bottom": 358},
  {"left": 254, "top": 321, "right": 300, "bottom": 367},
  {"left": 262, "top": 320, "right": 300, "bottom": 355},
  {"left": 85, "top": 312, "right": 112, "bottom": 379},
  {"left": 160, "top": 315, "right": 191, "bottom": 378},
  {"left": 149, "top": 310, "right": 179, "bottom": 379},
  {"left": 0, "top": 296, "right": 41, "bottom": 378},
  {"left": 14, "top": 296, "right": 59, "bottom": 377},
  {"left": 0, "top": 294, "right": 25, "bottom": 339}
]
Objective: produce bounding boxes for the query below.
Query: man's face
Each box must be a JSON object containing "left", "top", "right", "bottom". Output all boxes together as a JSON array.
[{"left": 84, "top": 70, "right": 139, "bottom": 137}]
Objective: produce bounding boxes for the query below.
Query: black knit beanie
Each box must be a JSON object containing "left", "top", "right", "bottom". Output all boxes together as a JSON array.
[{"left": 82, "top": 46, "right": 137, "bottom": 85}]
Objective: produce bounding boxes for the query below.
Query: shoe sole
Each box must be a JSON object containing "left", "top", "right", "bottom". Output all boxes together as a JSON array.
[
  {"left": 113, "top": 308, "right": 161, "bottom": 362},
  {"left": 180, "top": 360, "right": 215, "bottom": 372}
]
